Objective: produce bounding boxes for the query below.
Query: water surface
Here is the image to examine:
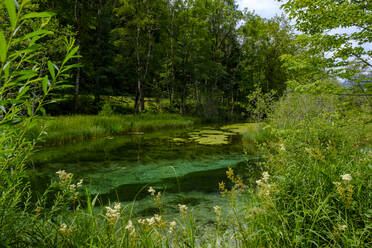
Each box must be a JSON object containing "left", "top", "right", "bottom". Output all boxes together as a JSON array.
[{"left": 29, "top": 125, "right": 260, "bottom": 220}]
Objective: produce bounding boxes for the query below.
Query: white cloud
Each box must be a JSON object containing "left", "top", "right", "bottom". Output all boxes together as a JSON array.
[{"left": 237, "top": 0, "right": 283, "bottom": 18}]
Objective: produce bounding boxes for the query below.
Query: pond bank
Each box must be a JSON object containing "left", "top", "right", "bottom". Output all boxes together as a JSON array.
[{"left": 26, "top": 113, "right": 200, "bottom": 145}]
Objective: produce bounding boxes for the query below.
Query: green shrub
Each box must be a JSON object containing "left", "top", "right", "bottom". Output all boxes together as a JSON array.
[{"left": 98, "top": 102, "right": 114, "bottom": 116}]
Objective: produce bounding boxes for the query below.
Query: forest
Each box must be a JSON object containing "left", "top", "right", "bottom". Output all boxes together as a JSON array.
[{"left": 0, "top": 0, "right": 371, "bottom": 247}]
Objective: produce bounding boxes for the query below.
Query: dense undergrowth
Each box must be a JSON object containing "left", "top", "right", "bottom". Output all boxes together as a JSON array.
[
  {"left": 2, "top": 93, "right": 371, "bottom": 247},
  {"left": 26, "top": 114, "right": 199, "bottom": 145},
  {"left": 1, "top": 2, "right": 371, "bottom": 247}
]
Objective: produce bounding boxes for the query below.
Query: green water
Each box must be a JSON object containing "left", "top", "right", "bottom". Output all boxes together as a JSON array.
[{"left": 29, "top": 125, "right": 260, "bottom": 220}]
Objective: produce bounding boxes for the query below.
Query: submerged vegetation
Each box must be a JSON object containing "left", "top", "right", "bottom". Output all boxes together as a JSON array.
[{"left": 1, "top": 0, "right": 371, "bottom": 247}]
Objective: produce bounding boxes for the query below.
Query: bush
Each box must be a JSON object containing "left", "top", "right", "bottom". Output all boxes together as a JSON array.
[{"left": 98, "top": 102, "right": 114, "bottom": 116}]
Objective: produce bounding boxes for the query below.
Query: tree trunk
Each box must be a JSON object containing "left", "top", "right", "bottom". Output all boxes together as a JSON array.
[
  {"left": 180, "top": 84, "right": 186, "bottom": 115},
  {"left": 74, "top": 0, "right": 82, "bottom": 112},
  {"left": 135, "top": 25, "right": 142, "bottom": 114}
]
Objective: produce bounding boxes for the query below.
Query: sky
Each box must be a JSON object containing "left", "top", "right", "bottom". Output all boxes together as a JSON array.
[{"left": 237, "top": 0, "right": 283, "bottom": 19}]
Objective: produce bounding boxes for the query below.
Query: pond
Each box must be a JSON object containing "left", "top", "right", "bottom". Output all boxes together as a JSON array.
[{"left": 28, "top": 123, "right": 261, "bottom": 222}]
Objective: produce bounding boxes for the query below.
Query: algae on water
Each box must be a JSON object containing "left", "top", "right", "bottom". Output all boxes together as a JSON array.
[
  {"left": 187, "top": 129, "right": 234, "bottom": 145},
  {"left": 221, "top": 123, "right": 259, "bottom": 135}
]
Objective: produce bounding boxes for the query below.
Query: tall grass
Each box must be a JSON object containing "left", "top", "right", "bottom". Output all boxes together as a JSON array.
[
  {"left": 234, "top": 94, "right": 372, "bottom": 247},
  {"left": 4, "top": 92, "right": 372, "bottom": 247},
  {"left": 27, "top": 113, "right": 199, "bottom": 145}
]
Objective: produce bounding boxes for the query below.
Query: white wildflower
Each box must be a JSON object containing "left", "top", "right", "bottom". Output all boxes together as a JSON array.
[
  {"left": 56, "top": 170, "right": 73, "bottom": 185},
  {"left": 59, "top": 223, "right": 72, "bottom": 235},
  {"left": 341, "top": 174, "right": 352, "bottom": 181},
  {"left": 154, "top": 214, "right": 162, "bottom": 222},
  {"left": 146, "top": 217, "right": 156, "bottom": 226},
  {"left": 148, "top": 187, "right": 156, "bottom": 196},
  {"left": 256, "top": 179, "right": 263, "bottom": 186},
  {"left": 106, "top": 203, "right": 121, "bottom": 225},
  {"left": 138, "top": 219, "right": 146, "bottom": 225},
  {"left": 178, "top": 204, "right": 187, "bottom": 214},
  {"left": 69, "top": 184, "right": 76, "bottom": 192},
  {"left": 213, "top": 205, "right": 221, "bottom": 216},
  {"left": 77, "top": 179, "right": 83, "bottom": 188},
  {"left": 125, "top": 220, "right": 135, "bottom": 236},
  {"left": 169, "top": 221, "right": 177, "bottom": 233},
  {"left": 170, "top": 221, "right": 177, "bottom": 228}
]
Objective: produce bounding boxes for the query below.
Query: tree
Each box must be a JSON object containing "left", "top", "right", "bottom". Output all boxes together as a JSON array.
[
  {"left": 238, "top": 12, "right": 296, "bottom": 104},
  {"left": 278, "top": 0, "right": 371, "bottom": 76}
]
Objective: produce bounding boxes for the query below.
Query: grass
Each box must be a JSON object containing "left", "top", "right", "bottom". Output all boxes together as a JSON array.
[
  {"left": 2, "top": 94, "right": 371, "bottom": 247},
  {"left": 27, "top": 113, "right": 200, "bottom": 145}
]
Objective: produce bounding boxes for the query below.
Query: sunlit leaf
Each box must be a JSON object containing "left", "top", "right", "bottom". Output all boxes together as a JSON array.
[
  {"left": 42, "top": 76, "right": 49, "bottom": 94},
  {"left": 21, "top": 12, "right": 56, "bottom": 20},
  {"left": 0, "top": 31, "right": 6, "bottom": 62},
  {"left": 5, "top": 0, "right": 17, "bottom": 30},
  {"left": 48, "top": 61, "right": 55, "bottom": 80},
  {"left": 17, "top": 85, "right": 29, "bottom": 98}
]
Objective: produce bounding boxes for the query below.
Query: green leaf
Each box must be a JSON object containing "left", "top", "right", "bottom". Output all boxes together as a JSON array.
[
  {"left": 0, "top": 31, "right": 6, "bottom": 62},
  {"left": 25, "top": 102, "right": 32, "bottom": 116},
  {"left": 48, "top": 61, "right": 55, "bottom": 80},
  {"left": 40, "top": 107, "right": 46, "bottom": 116},
  {"left": 18, "top": 85, "right": 29, "bottom": 98},
  {"left": 63, "top": 46, "right": 79, "bottom": 65},
  {"left": 11, "top": 30, "right": 53, "bottom": 45},
  {"left": 3, "top": 62, "right": 10, "bottom": 80},
  {"left": 21, "top": 12, "right": 55, "bottom": 20},
  {"left": 61, "top": 63, "right": 82, "bottom": 73},
  {"left": 42, "top": 76, "right": 49, "bottom": 94},
  {"left": 5, "top": 0, "right": 17, "bottom": 30}
]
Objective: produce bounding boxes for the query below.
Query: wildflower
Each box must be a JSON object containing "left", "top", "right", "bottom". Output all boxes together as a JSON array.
[
  {"left": 226, "top": 167, "right": 234, "bottom": 179},
  {"left": 170, "top": 221, "right": 177, "bottom": 228},
  {"left": 69, "top": 184, "right": 76, "bottom": 192},
  {"left": 125, "top": 220, "right": 135, "bottom": 236},
  {"left": 59, "top": 223, "right": 72, "bottom": 235},
  {"left": 56, "top": 170, "right": 73, "bottom": 185},
  {"left": 106, "top": 203, "right": 121, "bottom": 225},
  {"left": 154, "top": 191, "right": 162, "bottom": 206},
  {"left": 218, "top": 181, "right": 225, "bottom": 191},
  {"left": 146, "top": 217, "right": 156, "bottom": 226},
  {"left": 138, "top": 219, "right": 146, "bottom": 225},
  {"left": 178, "top": 204, "right": 188, "bottom": 214},
  {"left": 338, "top": 224, "right": 347, "bottom": 231},
  {"left": 213, "top": 205, "right": 221, "bottom": 216},
  {"left": 77, "top": 179, "right": 83, "bottom": 188},
  {"left": 148, "top": 187, "right": 156, "bottom": 196},
  {"left": 155, "top": 191, "right": 161, "bottom": 200},
  {"left": 262, "top": 171, "right": 270, "bottom": 182},
  {"left": 169, "top": 221, "right": 177, "bottom": 233},
  {"left": 333, "top": 177, "right": 353, "bottom": 206},
  {"left": 154, "top": 214, "right": 162, "bottom": 222},
  {"left": 256, "top": 179, "right": 263, "bottom": 186},
  {"left": 280, "top": 143, "right": 285, "bottom": 151},
  {"left": 341, "top": 174, "right": 352, "bottom": 181}
]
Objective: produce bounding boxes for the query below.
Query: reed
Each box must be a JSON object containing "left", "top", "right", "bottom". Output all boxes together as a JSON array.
[{"left": 27, "top": 113, "right": 199, "bottom": 145}]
